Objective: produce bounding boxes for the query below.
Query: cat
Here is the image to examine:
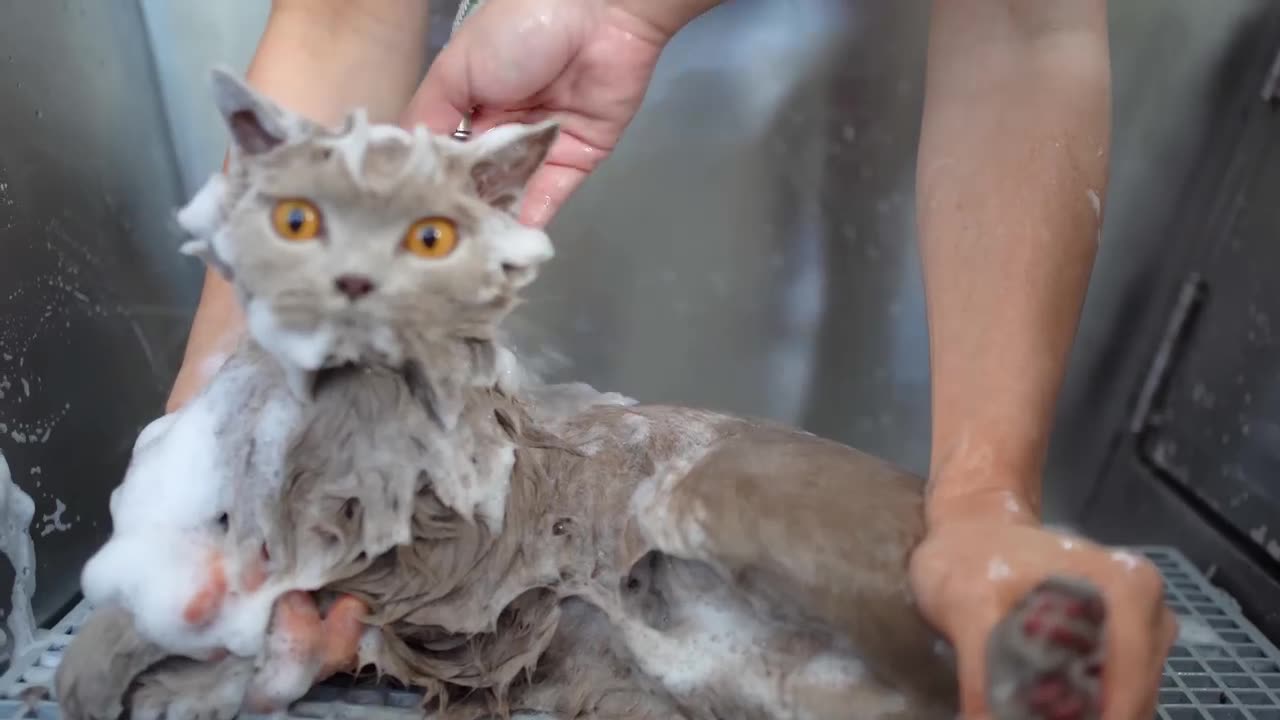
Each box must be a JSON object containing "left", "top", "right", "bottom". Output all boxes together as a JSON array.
[
  {"left": 55, "top": 68, "right": 1109, "bottom": 720},
  {"left": 177, "top": 67, "right": 561, "bottom": 427}
]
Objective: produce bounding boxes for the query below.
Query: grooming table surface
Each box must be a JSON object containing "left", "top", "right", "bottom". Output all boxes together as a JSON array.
[{"left": 0, "top": 547, "right": 1276, "bottom": 719}]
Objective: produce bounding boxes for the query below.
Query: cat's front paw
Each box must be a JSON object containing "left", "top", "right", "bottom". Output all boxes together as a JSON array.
[
  {"left": 985, "top": 576, "right": 1105, "bottom": 720},
  {"left": 179, "top": 542, "right": 269, "bottom": 625},
  {"left": 242, "top": 592, "right": 367, "bottom": 713},
  {"left": 180, "top": 548, "right": 231, "bottom": 629}
]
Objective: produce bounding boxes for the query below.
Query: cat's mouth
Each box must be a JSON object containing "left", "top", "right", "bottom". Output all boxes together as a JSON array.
[{"left": 326, "top": 299, "right": 379, "bottom": 327}]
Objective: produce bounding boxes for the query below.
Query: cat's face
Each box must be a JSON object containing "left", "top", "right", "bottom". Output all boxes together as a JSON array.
[{"left": 178, "top": 68, "right": 558, "bottom": 385}]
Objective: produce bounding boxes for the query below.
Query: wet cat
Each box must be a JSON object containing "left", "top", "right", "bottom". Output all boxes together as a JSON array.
[{"left": 56, "top": 69, "right": 1109, "bottom": 720}]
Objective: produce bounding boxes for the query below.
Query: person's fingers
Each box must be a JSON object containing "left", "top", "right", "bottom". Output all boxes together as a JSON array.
[
  {"left": 952, "top": 605, "right": 1005, "bottom": 719},
  {"left": 1096, "top": 555, "right": 1168, "bottom": 720},
  {"left": 520, "top": 164, "right": 586, "bottom": 228},
  {"left": 401, "top": 0, "right": 580, "bottom": 135},
  {"left": 1160, "top": 605, "right": 1180, "bottom": 657}
]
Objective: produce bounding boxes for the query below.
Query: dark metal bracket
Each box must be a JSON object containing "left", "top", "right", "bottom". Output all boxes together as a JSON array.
[
  {"left": 1128, "top": 273, "right": 1209, "bottom": 436},
  {"left": 1263, "top": 44, "right": 1280, "bottom": 103}
]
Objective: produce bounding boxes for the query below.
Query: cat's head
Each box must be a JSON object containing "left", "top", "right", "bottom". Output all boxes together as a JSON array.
[{"left": 177, "top": 68, "right": 558, "bottom": 398}]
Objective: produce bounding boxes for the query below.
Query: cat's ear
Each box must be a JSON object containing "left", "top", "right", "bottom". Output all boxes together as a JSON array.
[
  {"left": 209, "top": 66, "right": 313, "bottom": 155},
  {"left": 461, "top": 121, "right": 560, "bottom": 213}
]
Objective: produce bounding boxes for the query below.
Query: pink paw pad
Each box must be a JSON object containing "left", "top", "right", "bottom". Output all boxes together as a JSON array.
[
  {"left": 181, "top": 549, "right": 229, "bottom": 627},
  {"left": 986, "top": 577, "right": 1106, "bottom": 720},
  {"left": 242, "top": 592, "right": 368, "bottom": 714},
  {"left": 179, "top": 543, "right": 272, "bottom": 630}
]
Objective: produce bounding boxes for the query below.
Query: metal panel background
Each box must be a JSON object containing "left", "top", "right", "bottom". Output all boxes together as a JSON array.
[
  {"left": 1075, "top": 6, "right": 1280, "bottom": 637},
  {"left": 1138, "top": 122, "right": 1280, "bottom": 567},
  {"left": 0, "top": 1, "right": 200, "bottom": 633}
]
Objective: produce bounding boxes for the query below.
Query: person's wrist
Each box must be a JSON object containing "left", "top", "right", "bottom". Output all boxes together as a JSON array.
[
  {"left": 924, "top": 469, "right": 1041, "bottom": 530},
  {"left": 606, "top": 0, "right": 723, "bottom": 44},
  {"left": 924, "top": 424, "right": 1047, "bottom": 528}
]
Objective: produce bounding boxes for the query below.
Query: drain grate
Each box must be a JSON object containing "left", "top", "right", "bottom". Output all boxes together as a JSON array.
[
  {"left": 0, "top": 547, "right": 1275, "bottom": 719},
  {"left": 1146, "top": 548, "right": 1280, "bottom": 720}
]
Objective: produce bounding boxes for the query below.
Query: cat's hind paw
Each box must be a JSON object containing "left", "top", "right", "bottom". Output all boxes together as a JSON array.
[
  {"left": 128, "top": 655, "right": 254, "bottom": 720},
  {"left": 986, "top": 576, "right": 1105, "bottom": 720}
]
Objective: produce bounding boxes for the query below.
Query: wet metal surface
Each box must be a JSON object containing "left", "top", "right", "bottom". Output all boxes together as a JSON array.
[
  {"left": 0, "top": 0, "right": 1279, "bottom": 641},
  {"left": 0, "top": 1, "right": 199, "bottom": 628},
  {"left": 530, "top": 1, "right": 934, "bottom": 472},
  {"left": 1079, "top": 2, "right": 1280, "bottom": 637}
]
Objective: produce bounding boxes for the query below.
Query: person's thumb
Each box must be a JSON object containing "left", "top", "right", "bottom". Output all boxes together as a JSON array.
[{"left": 401, "top": 45, "right": 471, "bottom": 135}]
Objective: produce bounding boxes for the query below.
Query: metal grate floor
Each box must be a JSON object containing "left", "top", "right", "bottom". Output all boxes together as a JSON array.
[
  {"left": 0, "top": 547, "right": 1275, "bottom": 719},
  {"left": 1146, "top": 548, "right": 1280, "bottom": 720}
]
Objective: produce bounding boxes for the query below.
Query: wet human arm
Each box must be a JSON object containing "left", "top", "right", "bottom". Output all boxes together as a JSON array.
[
  {"left": 910, "top": 5, "right": 1174, "bottom": 720},
  {"left": 166, "top": 0, "right": 430, "bottom": 411},
  {"left": 915, "top": 0, "right": 1112, "bottom": 518},
  {"left": 608, "top": 0, "right": 725, "bottom": 39}
]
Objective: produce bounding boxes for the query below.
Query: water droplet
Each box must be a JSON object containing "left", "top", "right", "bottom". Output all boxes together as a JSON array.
[{"left": 34, "top": 110, "right": 42, "bottom": 119}]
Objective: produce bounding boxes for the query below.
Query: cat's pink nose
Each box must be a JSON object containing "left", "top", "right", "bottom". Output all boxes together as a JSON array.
[{"left": 334, "top": 274, "right": 375, "bottom": 300}]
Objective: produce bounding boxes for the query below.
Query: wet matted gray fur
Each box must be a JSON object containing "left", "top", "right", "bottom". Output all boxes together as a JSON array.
[{"left": 54, "top": 69, "right": 1107, "bottom": 720}]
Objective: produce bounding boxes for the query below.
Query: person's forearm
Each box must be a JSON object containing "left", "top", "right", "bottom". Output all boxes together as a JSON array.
[
  {"left": 915, "top": 0, "right": 1111, "bottom": 521},
  {"left": 166, "top": 0, "right": 430, "bottom": 412}
]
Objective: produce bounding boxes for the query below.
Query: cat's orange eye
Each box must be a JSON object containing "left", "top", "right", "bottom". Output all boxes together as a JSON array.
[
  {"left": 402, "top": 217, "right": 459, "bottom": 259},
  {"left": 270, "top": 199, "right": 322, "bottom": 242}
]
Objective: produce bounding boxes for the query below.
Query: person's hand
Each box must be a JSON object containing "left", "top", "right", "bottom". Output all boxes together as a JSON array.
[
  {"left": 909, "top": 489, "right": 1177, "bottom": 720},
  {"left": 402, "top": 0, "right": 670, "bottom": 227}
]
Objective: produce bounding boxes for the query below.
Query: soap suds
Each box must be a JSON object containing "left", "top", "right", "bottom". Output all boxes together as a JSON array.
[
  {"left": 78, "top": 352, "right": 348, "bottom": 662},
  {"left": 1108, "top": 550, "right": 1140, "bottom": 571},
  {"left": 0, "top": 451, "right": 38, "bottom": 658},
  {"left": 630, "top": 456, "right": 713, "bottom": 560},
  {"left": 39, "top": 499, "right": 72, "bottom": 537},
  {"left": 1177, "top": 616, "right": 1225, "bottom": 646},
  {"left": 246, "top": 300, "right": 333, "bottom": 372},
  {"left": 80, "top": 366, "right": 288, "bottom": 660},
  {"left": 987, "top": 557, "right": 1012, "bottom": 581},
  {"left": 616, "top": 592, "right": 892, "bottom": 718},
  {"left": 1003, "top": 493, "right": 1022, "bottom": 515},
  {"left": 174, "top": 173, "right": 228, "bottom": 238}
]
